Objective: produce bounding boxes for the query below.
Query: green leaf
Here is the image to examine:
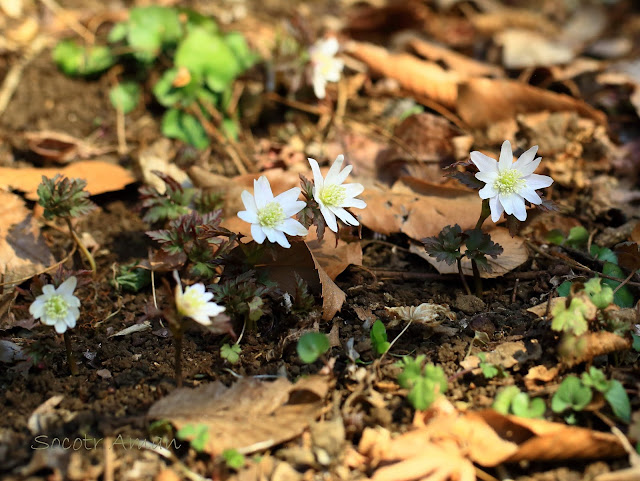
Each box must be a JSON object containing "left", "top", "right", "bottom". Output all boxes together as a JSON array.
[
  {"left": 176, "top": 423, "right": 209, "bottom": 452},
  {"left": 546, "top": 229, "right": 565, "bottom": 246},
  {"left": 53, "top": 40, "right": 115, "bottom": 76},
  {"left": 162, "top": 108, "right": 209, "bottom": 149},
  {"left": 224, "top": 32, "right": 258, "bottom": 70},
  {"left": 153, "top": 68, "right": 202, "bottom": 108},
  {"left": 396, "top": 355, "right": 425, "bottom": 390},
  {"left": 583, "top": 277, "right": 614, "bottom": 309},
  {"left": 590, "top": 245, "right": 618, "bottom": 264},
  {"left": 632, "top": 333, "right": 640, "bottom": 352},
  {"left": 604, "top": 380, "right": 630, "bottom": 423},
  {"left": 180, "top": 8, "right": 219, "bottom": 34},
  {"left": 602, "top": 262, "right": 634, "bottom": 308},
  {"left": 108, "top": 22, "right": 128, "bottom": 43},
  {"left": 297, "top": 332, "right": 330, "bottom": 364},
  {"left": 557, "top": 281, "right": 572, "bottom": 297},
  {"left": 220, "top": 343, "right": 241, "bottom": 364},
  {"left": 464, "top": 228, "right": 503, "bottom": 272},
  {"left": 550, "top": 297, "right": 590, "bottom": 335},
  {"left": 551, "top": 376, "right": 592, "bottom": 413},
  {"left": 492, "top": 386, "right": 521, "bottom": 415},
  {"left": 581, "top": 367, "right": 610, "bottom": 393},
  {"left": 111, "top": 262, "right": 151, "bottom": 292},
  {"left": 422, "top": 224, "right": 464, "bottom": 266},
  {"left": 222, "top": 449, "right": 245, "bottom": 470},
  {"left": 370, "top": 320, "right": 390, "bottom": 355},
  {"left": 109, "top": 82, "right": 140, "bottom": 114},
  {"left": 406, "top": 364, "right": 447, "bottom": 411},
  {"left": 565, "top": 226, "right": 588, "bottom": 248},
  {"left": 127, "top": 6, "right": 182, "bottom": 62},
  {"left": 221, "top": 117, "right": 240, "bottom": 141},
  {"left": 175, "top": 27, "right": 241, "bottom": 92},
  {"left": 511, "top": 392, "right": 546, "bottom": 418}
]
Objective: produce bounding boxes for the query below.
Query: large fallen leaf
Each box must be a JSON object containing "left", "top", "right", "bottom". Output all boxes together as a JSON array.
[
  {"left": 0, "top": 190, "right": 53, "bottom": 285},
  {"left": 0, "top": 160, "right": 135, "bottom": 200},
  {"left": 412, "top": 227, "right": 529, "bottom": 278},
  {"left": 147, "top": 375, "right": 329, "bottom": 456},
  {"left": 305, "top": 226, "right": 362, "bottom": 281},
  {"left": 457, "top": 78, "right": 606, "bottom": 128}
]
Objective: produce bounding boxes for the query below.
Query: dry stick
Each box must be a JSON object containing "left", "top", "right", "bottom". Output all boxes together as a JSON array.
[
  {"left": 526, "top": 241, "right": 640, "bottom": 288},
  {"left": 64, "top": 331, "right": 79, "bottom": 375},
  {"left": 379, "top": 321, "right": 413, "bottom": 364},
  {"left": 65, "top": 218, "right": 97, "bottom": 275},
  {"left": 187, "top": 105, "right": 247, "bottom": 175},
  {"left": 613, "top": 269, "right": 636, "bottom": 295}
]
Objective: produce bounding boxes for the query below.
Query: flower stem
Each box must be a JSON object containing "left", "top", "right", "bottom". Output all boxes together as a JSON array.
[
  {"left": 457, "top": 257, "right": 472, "bottom": 296},
  {"left": 65, "top": 218, "right": 97, "bottom": 276},
  {"left": 63, "top": 331, "right": 78, "bottom": 375},
  {"left": 475, "top": 199, "right": 491, "bottom": 231},
  {"left": 173, "top": 326, "right": 183, "bottom": 388},
  {"left": 471, "top": 259, "right": 483, "bottom": 297}
]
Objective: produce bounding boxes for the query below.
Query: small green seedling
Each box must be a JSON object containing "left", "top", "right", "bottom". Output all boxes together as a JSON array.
[
  {"left": 176, "top": 423, "right": 210, "bottom": 452},
  {"left": 220, "top": 343, "right": 241, "bottom": 364},
  {"left": 370, "top": 320, "right": 390, "bottom": 355},
  {"left": 396, "top": 356, "right": 448, "bottom": 410},
  {"left": 222, "top": 448, "right": 246, "bottom": 470},
  {"left": 583, "top": 278, "right": 614, "bottom": 310},
  {"left": 297, "top": 332, "right": 330, "bottom": 364},
  {"left": 581, "top": 367, "right": 631, "bottom": 423},
  {"left": 37, "top": 175, "right": 97, "bottom": 275},
  {"left": 493, "top": 386, "right": 545, "bottom": 418},
  {"left": 477, "top": 352, "right": 507, "bottom": 379},
  {"left": 551, "top": 376, "right": 593, "bottom": 414},
  {"left": 551, "top": 295, "right": 594, "bottom": 335},
  {"left": 111, "top": 261, "right": 151, "bottom": 292}
]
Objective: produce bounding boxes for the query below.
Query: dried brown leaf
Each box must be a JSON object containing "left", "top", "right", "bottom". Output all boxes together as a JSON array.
[
  {"left": 563, "top": 331, "right": 632, "bottom": 366},
  {"left": 0, "top": 161, "right": 135, "bottom": 200},
  {"left": 147, "top": 376, "right": 329, "bottom": 457}
]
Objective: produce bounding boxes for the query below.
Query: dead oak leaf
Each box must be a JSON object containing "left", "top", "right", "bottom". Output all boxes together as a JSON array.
[
  {"left": 147, "top": 375, "right": 329, "bottom": 457},
  {"left": 0, "top": 160, "right": 135, "bottom": 200}
]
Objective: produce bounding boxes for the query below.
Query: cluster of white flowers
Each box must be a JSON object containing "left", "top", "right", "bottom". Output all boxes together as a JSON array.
[
  {"left": 30, "top": 276, "right": 81, "bottom": 334},
  {"left": 237, "top": 155, "right": 367, "bottom": 247},
  {"left": 309, "top": 37, "right": 343, "bottom": 99},
  {"left": 470, "top": 140, "right": 553, "bottom": 222}
]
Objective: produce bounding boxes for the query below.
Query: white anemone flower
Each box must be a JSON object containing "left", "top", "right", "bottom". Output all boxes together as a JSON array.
[
  {"left": 309, "top": 155, "right": 367, "bottom": 232},
  {"left": 237, "top": 176, "right": 308, "bottom": 248},
  {"left": 309, "top": 37, "right": 344, "bottom": 99},
  {"left": 29, "top": 276, "right": 80, "bottom": 334},
  {"left": 470, "top": 140, "right": 554, "bottom": 222},
  {"left": 174, "top": 271, "right": 225, "bottom": 326}
]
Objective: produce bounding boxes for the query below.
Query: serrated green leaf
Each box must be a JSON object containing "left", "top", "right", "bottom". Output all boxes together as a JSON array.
[{"left": 220, "top": 343, "right": 241, "bottom": 364}]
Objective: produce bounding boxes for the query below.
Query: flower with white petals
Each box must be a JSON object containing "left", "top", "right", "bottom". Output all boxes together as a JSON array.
[
  {"left": 309, "top": 155, "right": 367, "bottom": 232},
  {"left": 29, "top": 276, "right": 80, "bottom": 334},
  {"left": 237, "top": 176, "right": 308, "bottom": 248},
  {"left": 309, "top": 37, "right": 343, "bottom": 99},
  {"left": 470, "top": 140, "right": 553, "bottom": 222},
  {"left": 174, "top": 271, "right": 225, "bottom": 326}
]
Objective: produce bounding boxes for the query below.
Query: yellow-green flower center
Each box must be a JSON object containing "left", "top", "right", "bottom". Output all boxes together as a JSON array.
[
  {"left": 494, "top": 169, "right": 525, "bottom": 195},
  {"left": 180, "top": 289, "right": 206, "bottom": 314},
  {"left": 45, "top": 295, "right": 68, "bottom": 321},
  {"left": 319, "top": 184, "right": 346, "bottom": 207},
  {"left": 257, "top": 202, "right": 285, "bottom": 228}
]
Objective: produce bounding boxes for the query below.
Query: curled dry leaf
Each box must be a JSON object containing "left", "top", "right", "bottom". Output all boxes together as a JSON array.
[
  {"left": 23, "top": 130, "right": 114, "bottom": 163},
  {"left": 345, "top": 41, "right": 459, "bottom": 108},
  {"left": 0, "top": 161, "right": 135, "bottom": 200},
  {"left": 413, "top": 227, "right": 529, "bottom": 278},
  {"left": 0, "top": 190, "right": 54, "bottom": 286},
  {"left": 384, "top": 303, "right": 455, "bottom": 328},
  {"left": 147, "top": 375, "right": 329, "bottom": 456},
  {"left": 524, "top": 365, "right": 560, "bottom": 392},
  {"left": 563, "top": 331, "right": 632, "bottom": 367}
]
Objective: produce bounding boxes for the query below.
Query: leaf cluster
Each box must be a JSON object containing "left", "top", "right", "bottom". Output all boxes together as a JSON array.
[
  {"left": 111, "top": 261, "right": 151, "bottom": 293},
  {"left": 220, "top": 343, "right": 241, "bottom": 364},
  {"left": 37, "top": 175, "right": 97, "bottom": 220},
  {"left": 396, "top": 356, "right": 448, "bottom": 410},
  {"left": 176, "top": 423, "right": 209, "bottom": 453},
  {"left": 53, "top": 6, "right": 258, "bottom": 149},
  {"left": 147, "top": 210, "right": 236, "bottom": 276},
  {"left": 551, "top": 368, "right": 630, "bottom": 422},
  {"left": 139, "top": 172, "right": 223, "bottom": 223},
  {"left": 423, "top": 225, "right": 503, "bottom": 271},
  {"left": 209, "top": 271, "right": 274, "bottom": 326},
  {"left": 493, "top": 386, "right": 545, "bottom": 419}
]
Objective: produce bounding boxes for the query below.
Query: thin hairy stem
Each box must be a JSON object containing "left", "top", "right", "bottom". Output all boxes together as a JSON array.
[{"left": 65, "top": 218, "right": 97, "bottom": 275}]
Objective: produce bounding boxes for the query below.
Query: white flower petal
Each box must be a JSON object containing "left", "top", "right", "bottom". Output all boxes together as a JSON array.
[
  {"left": 253, "top": 176, "right": 273, "bottom": 209},
  {"left": 320, "top": 205, "right": 338, "bottom": 232},
  {"left": 343, "top": 182, "right": 364, "bottom": 198},
  {"left": 204, "top": 304, "right": 225, "bottom": 317},
  {"left": 498, "top": 140, "right": 513, "bottom": 172},
  {"left": 499, "top": 193, "right": 517, "bottom": 215},
  {"left": 67, "top": 295, "right": 80, "bottom": 308},
  {"left": 282, "top": 200, "right": 306, "bottom": 217},
  {"left": 475, "top": 171, "right": 498, "bottom": 184},
  {"left": 262, "top": 226, "right": 279, "bottom": 244},
  {"left": 318, "top": 37, "right": 339, "bottom": 56},
  {"left": 331, "top": 206, "right": 359, "bottom": 226},
  {"left": 42, "top": 284, "right": 56, "bottom": 296},
  {"left": 342, "top": 198, "right": 367, "bottom": 209},
  {"left": 308, "top": 158, "right": 324, "bottom": 192},
  {"left": 279, "top": 218, "right": 308, "bottom": 237},
  {"left": 325, "top": 155, "right": 344, "bottom": 184},
  {"left": 57, "top": 277, "right": 77, "bottom": 296},
  {"left": 69, "top": 306, "right": 80, "bottom": 321},
  {"left": 241, "top": 190, "right": 258, "bottom": 213},
  {"left": 489, "top": 196, "right": 504, "bottom": 222},
  {"left": 478, "top": 184, "right": 498, "bottom": 199},
  {"left": 470, "top": 151, "right": 498, "bottom": 173},
  {"left": 273, "top": 230, "right": 291, "bottom": 248},
  {"left": 511, "top": 196, "right": 528, "bottom": 221},
  {"left": 251, "top": 224, "right": 266, "bottom": 244},
  {"left": 54, "top": 320, "right": 67, "bottom": 334},
  {"left": 512, "top": 145, "right": 538, "bottom": 170},
  {"left": 193, "top": 314, "right": 212, "bottom": 326},
  {"left": 517, "top": 158, "right": 542, "bottom": 177},
  {"left": 524, "top": 174, "right": 554, "bottom": 190},
  {"left": 519, "top": 186, "right": 542, "bottom": 205},
  {"left": 334, "top": 163, "right": 353, "bottom": 186},
  {"left": 238, "top": 210, "right": 258, "bottom": 224},
  {"left": 313, "top": 74, "right": 326, "bottom": 99},
  {"left": 29, "top": 299, "right": 45, "bottom": 319},
  {"left": 274, "top": 187, "right": 302, "bottom": 209},
  {"left": 65, "top": 312, "right": 77, "bottom": 330}
]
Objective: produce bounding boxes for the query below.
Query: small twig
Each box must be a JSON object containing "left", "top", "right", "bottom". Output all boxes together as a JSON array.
[
  {"left": 235, "top": 319, "right": 246, "bottom": 345},
  {"left": 380, "top": 321, "right": 412, "bottom": 363},
  {"left": 264, "top": 91, "right": 329, "bottom": 116},
  {"left": 64, "top": 331, "right": 79, "bottom": 375},
  {"left": 613, "top": 270, "right": 636, "bottom": 295},
  {"left": 511, "top": 278, "right": 520, "bottom": 304}
]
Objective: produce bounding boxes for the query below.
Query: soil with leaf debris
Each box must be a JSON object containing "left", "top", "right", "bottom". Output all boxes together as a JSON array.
[{"left": 1, "top": 1, "right": 640, "bottom": 481}]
